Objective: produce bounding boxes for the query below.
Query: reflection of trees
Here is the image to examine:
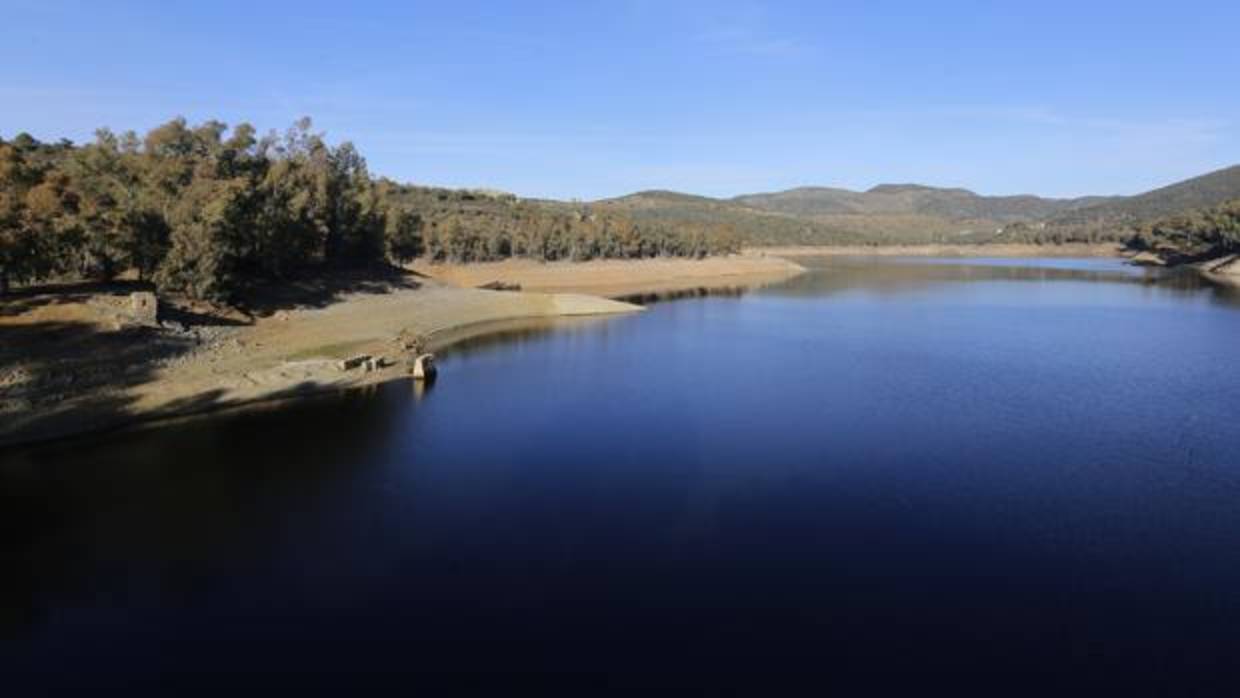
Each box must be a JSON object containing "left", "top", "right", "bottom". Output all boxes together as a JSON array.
[
  {"left": 763, "top": 257, "right": 1240, "bottom": 308},
  {"left": 618, "top": 286, "right": 747, "bottom": 305}
]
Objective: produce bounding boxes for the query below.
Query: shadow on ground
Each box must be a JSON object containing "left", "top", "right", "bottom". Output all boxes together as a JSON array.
[
  {"left": 0, "top": 319, "right": 200, "bottom": 447},
  {"left": 236, "top": 265, "right": 422, "bottom": 316},
  {"left": 0, "top": 266, "right": 430, "bottom": 446}
]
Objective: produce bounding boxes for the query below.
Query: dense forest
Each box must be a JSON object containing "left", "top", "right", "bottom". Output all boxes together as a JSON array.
[
  {"left": 0, "top": 118, "right": 420, "bottom": 300},
  {"left": 0, "top": 118, "right": 740, "bottom": 301}
]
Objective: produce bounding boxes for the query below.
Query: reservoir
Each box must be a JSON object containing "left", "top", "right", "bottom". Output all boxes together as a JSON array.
[{"left": 4, "top": 256, "right": 1240, "bottom": 679}]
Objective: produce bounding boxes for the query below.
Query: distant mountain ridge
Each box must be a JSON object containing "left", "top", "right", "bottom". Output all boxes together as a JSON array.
[
  {"left": 589, "top": 164, "right": 1240, "bottom": 245},
  {"left": 733, "top": 184, "right": 1116, "bottom": 221}
]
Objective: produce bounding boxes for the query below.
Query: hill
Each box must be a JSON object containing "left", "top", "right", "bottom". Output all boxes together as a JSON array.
[
  {"left": 374, "top": 166, "right": 1240, "bottom": 251},
  {"left": 590, "top": 165, "right": 1240, "bottom": 246},
  {"left": 1052, "top": 165, "right": 1240, "bottom": 225},
  {"left": 590, "top": 191, "right": 872, "bottom": 246},
  {"left": 734, "top": 184, "right": 1112, "bottom": 221},
  {"left": 595, "top": 187, "right": 1100, "bottom": 245}
]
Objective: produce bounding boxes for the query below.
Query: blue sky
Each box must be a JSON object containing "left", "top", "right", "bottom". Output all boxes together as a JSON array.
[{"left": 2, "top": 1, "right": 1238, "bottom": 200}]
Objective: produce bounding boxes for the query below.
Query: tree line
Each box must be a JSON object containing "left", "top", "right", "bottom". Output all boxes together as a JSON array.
[
  {"left": 0, "top": 118, "right": 422, "bottom": 300},
  {"left": 994, "top": 220, "right": 1135, "bottom": 246},
  {"left": 390, "top": 186, "right": 741, "bottom": 263},
  {"left": 1, "top": 118, "right": 740, "bottom": 301}
]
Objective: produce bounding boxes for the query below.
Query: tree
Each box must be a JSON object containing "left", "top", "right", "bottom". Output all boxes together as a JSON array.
[{"left": 155, "top": 177, "right": 255, "bottom": 300}]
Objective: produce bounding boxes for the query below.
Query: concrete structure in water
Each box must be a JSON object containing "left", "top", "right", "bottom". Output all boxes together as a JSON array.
[{"left": 412, "top": 354, "right": 436, "bottom": 380}]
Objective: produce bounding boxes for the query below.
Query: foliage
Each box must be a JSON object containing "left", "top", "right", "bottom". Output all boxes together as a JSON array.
[
  {"left": 1, "top": 119, "right": 742, "bottom": 301},
  {"left": 390, "top": 186, "right": 742, "bottom": 263},
  {"left": 1127, "top": 199, "right": 1240, "bottom": 259},
  {"left": 0, "top": 118, "right": 422, "bottom": 300}
]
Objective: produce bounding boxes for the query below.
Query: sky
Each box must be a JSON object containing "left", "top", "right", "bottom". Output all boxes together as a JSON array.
[{"left": 2, "top": 0, "right": 1238, "bottom": 200}]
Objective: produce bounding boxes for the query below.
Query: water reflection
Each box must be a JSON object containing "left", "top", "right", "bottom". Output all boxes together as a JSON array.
[
  {"left": 429, "top": 315, "right": 624, "bottom": 359},
  {"left": 767, "top": 255, "right": 1240, "bottom": 307}
]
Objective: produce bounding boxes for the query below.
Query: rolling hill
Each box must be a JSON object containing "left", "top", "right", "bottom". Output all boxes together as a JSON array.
[
  {"left": 587, "top": 164, "right": 1240, "bottom": 246},
  {"left": 403, "top": 164, "right": 1240, "bottom": 248},
  {"left": 734, "top": 184, "right": 1114, "bottom": 221},
  {"left": 1050, "top": 165, "right": 1240, "bottom": 225}
]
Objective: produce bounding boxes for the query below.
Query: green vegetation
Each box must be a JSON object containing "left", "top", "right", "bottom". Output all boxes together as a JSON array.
[
  {"left": 733, "top": 183, "right": 1113, "bottom": 221},
  {"left": 595, "top": 166, "right": 1240, "bottom": 248},
  {"left": 1, "top": 118, "right": 740, "bottom": 301},
  {"left": 8, "top": 116, "right": 1237, "bottom": 294},
  {"left": 592, "top": 190, "right": 871, "bottom": 246},
  {"left": 1128, "top": 199, "right": 1240, "bottom": 260},
  {"left": 594, "top": 187, "right": 1134, "bottom": 247},
  {"left": 0, "top": 118, "right": 419, "bottom": 300},
  {"left": 390, "top": 187, "right": 741, "bottom": 263},
  {"left": 1052, "top": 165, "right": 1240, "bottom": 227}
]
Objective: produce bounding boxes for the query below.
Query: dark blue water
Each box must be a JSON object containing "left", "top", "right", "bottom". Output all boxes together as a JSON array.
[{"left": 4, "top": 257, "right": 1240, "bottom": 682}]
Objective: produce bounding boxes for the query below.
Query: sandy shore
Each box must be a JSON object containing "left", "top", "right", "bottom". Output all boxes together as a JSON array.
[
  {"left": 1, "top": 278, "right": 643, "bottom": 447},
  {"left": 752, "top": 243, "right": 1125, "bottom": 258},
  {"left": 2, "top": 255, "right": 808, "bottom": 448},
  {"left": 411, "top": 253, "right": 806, "bottom": 297},
  {"left": 1196, "top": 254, "right": 1240, "bottom": 284}
]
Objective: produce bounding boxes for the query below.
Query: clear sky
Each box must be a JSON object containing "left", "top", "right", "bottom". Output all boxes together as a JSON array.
[{"left": 2, "top": 0, "right": 1238, "bottom": 200}]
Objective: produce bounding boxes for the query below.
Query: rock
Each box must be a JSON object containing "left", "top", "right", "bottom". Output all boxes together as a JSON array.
[
  {"left": 336, "top": 354, "right": 372, "bottom": 371},
  {"left": 128, "top": 291, "right": 159, "bottom": 325},
  {"left": 1203, "top": 255, "right": 1240, "bottom": 275},
  {"left": 1127, "top": 251, "right": 1165, "bottom": 267},
  {"left": 411, "top": 353, "right": 436, "bottom": 380},
  {"left": 478, "top": 280, "right": 521, "bottom": 291}
]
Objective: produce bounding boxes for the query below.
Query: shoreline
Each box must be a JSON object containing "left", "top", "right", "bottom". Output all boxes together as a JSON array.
[
  {"left": 1195, "top": 254, "right": 1240, "bottom": 283},
  {"left": 9, "top": 244, "right": 1204, "bottom": 450},
  {"left": 410, "top": 254, "right": 807, "bottom": 298},
  {"left": 751, "top": 243, "right": 1126, "bottom": 258},
  {"left": 1, "top": 254, "right": 804, "bottom": 449}
]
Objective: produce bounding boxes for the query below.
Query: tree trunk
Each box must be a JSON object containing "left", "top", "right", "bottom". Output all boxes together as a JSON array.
[{"left": 0, "top": 267, "right": 9, "bottom": 296}]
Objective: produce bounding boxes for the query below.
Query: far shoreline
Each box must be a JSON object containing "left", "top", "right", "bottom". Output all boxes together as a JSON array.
[{"left": 749, "top": 242, "right": 1126, "bottom": 258}]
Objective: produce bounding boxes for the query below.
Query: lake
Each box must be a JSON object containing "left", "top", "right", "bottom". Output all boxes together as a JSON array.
[{"left": 4, "top": 256, "right": 1240, "bottom": 682}]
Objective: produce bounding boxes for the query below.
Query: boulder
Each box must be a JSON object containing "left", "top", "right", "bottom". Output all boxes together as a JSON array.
[
  {"left": 478, "top": 280, "right": 521, "bottom": 291},
  {"left": 337, "top": 354, "right": 372, "bottom": 371},
  {"left": 129, "top": 291, "right": 159, "bottom": 325},
  {"left": 1127, "top": 251, "right": 1165, "bottom": 267}
]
